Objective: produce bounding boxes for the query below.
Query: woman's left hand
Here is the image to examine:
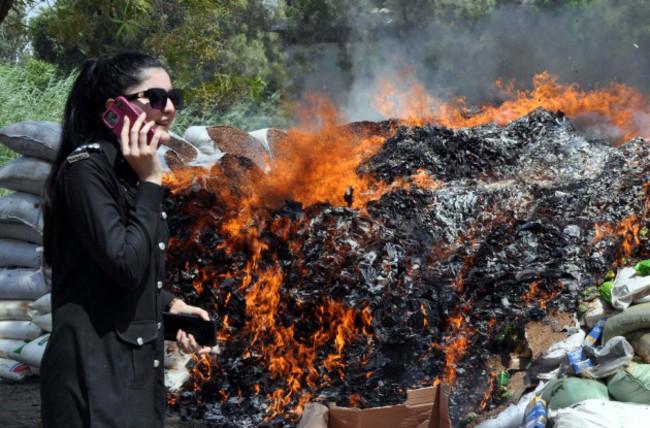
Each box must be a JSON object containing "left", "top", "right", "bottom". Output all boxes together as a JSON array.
[{"left": 169, "top": 299, "right": 213, "bottom": 355}]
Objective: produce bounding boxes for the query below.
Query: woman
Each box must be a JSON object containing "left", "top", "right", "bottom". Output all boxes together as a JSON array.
[{"left": 39, "top": 53, "right": 210, "bottom": 427}]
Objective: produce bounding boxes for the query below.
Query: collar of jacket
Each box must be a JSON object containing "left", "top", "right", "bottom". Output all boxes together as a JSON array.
[
  {"left": 97, "top": 140, "right": 121, "bottom": 169},
  {"left": 97, "top": 140, "right": 140, "bottom": 187}
]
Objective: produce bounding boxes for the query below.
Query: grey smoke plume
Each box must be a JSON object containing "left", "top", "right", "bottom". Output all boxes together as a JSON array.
[{"left": 296, "top": 2, "right": 650, "bottom": 123}]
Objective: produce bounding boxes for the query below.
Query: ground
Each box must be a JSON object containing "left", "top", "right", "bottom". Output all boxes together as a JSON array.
[{"left": 0, "top": 377, "right": 205, "bottom": 427}]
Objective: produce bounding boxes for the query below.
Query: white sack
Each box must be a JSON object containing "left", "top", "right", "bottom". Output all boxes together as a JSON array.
[
  {"left": 0, "top": 300, "right": 30, "bottom": 321},
  {"left": 0, "top": 357, "right": 31, "bottom": 381},
  {"left": 611, "top": 267, "right": 650, "bottom": 310},
  {"left": 10, "top": 333, "right": 48, "bottom": 369},
  {"left": 551, "top": 399, "right": 650, "bottom": 428},
  {"left": 582, "top": 298, "right": 618, "bottom": 329},
  {"left": 0, "top": 321, "right": 42, "bottom": 341},
  {"left": 0, "top": 239, "right": 42, "bottom": 268},
  {"left": 0, "top": 338, "right": 26, "bottom": 358},
  {"left": 27, "top": 292, "right": 51, "bottom": 314},
  {"left": 0, "top": 268, "right": 49, "bottom": 299},
  {"left": 30, "top": 312, "right": 51, "bottom": 332},
  {"left": 249, "top": 128, "right": 273, "bottom": 153},
  {"left": 539, "top": 330, "right": 586, "bottom": 369},
  {"left": 0, "top": 156, "right": 51, "bottom": 195},
  {"left": 184, "top": 126, "right": 222, "bottom": 155},
  {"left": 0, "top": 121, "right": 61, "bottom": 161}
]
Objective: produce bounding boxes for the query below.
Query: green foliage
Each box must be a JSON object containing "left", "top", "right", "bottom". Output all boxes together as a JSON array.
[
  {"left": 27, "top": 0, "right": 286, "bottom": 115},
  {"left": 0, "top": 0, "right": 32, "bottom": 64},
  {"left": 0, "top": 61, "right": 75, "bottom": 170},
  {"left": 171, "top": 91, "right": 291, "bottom": 134}
]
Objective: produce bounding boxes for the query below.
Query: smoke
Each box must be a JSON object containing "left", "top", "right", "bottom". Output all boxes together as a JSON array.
[{"left": 295, "top": 2, "right": 650, "bottom": 123}]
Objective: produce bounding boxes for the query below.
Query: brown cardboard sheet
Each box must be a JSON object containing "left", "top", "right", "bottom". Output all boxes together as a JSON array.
[{"left": 298, "top": 383, "right": 451, "bottom": 428}]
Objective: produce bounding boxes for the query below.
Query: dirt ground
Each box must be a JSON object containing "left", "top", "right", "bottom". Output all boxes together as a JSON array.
[{"left": 0, "top": 376, "right": 205, "bottom": 427}]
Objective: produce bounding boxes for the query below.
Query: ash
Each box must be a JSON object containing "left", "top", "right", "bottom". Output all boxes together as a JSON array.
[{"left": 164, "top": 108, "right": 650, "bottom": 426}]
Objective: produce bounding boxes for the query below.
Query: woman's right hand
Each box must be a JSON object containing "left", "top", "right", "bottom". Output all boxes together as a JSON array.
[{"left": 120, "top": 113, "right": 163, "bottom": 185}]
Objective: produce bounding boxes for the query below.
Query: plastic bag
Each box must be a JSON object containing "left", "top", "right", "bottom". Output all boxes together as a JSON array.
[
  {"left": 611, "top": 267, "right": 650, "bottom": 310},
  {"left": 580, "top": 336, "right": 634, "bottom": 378}
]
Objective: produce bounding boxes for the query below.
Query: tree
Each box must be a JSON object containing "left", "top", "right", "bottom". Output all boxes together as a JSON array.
[
  {"left": 0, "top": 0, "right": 13, "bottom": 26},
  {"left": 28, "top": 0, "right": 286, "bottom": 111}
]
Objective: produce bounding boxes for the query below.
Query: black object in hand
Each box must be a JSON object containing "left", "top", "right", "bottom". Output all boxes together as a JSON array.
[{"left": 162, "top": 312, "right": 217, "bottom": 346}]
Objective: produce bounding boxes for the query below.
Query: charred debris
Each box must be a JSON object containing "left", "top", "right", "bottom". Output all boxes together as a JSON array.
[{"left": 163, "top": 108, "right": 650, "bottom": 426}]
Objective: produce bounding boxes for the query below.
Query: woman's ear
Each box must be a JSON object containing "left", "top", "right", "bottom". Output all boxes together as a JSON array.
[{"left": 105, "top": 98, "right": 115, "bottom": 109}]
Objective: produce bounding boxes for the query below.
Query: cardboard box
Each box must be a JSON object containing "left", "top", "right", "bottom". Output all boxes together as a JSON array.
[{"left": 298, "top": 383, "right": 451, "bottom": 428}]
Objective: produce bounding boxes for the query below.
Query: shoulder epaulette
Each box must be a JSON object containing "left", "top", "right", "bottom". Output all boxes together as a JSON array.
[{"left": 66, "top": 143, "right": 102, "bottom": 164}]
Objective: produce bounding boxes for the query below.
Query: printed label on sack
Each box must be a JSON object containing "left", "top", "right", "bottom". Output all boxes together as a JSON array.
[{"left": 10, "top": 362, "right": 30, "bottom": 373}]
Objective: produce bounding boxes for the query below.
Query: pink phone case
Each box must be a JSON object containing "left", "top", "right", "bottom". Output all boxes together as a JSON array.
[{"left": 102, "top": 96, "right": 159, "bottom": 147}]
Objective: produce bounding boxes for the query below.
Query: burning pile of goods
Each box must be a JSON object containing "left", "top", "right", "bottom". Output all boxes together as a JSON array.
[
  {"left": 159, "top": 75, "right": 650, "bottom": 426},
  {"left": 4, "top": 72, "right": 650, "bottom": 428}
]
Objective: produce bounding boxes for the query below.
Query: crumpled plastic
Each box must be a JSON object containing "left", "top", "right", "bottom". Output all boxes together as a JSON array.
[
  {"left": 580, "top": 336, "right": 634, "bottom": 379},
  {"left": 610, "top": 267, "right": 650, "bottom": 310}
]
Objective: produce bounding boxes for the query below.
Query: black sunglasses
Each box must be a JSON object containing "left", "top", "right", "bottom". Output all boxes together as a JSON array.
[{"left": 124, "top": 88, "right": 184, "bottom": 110}]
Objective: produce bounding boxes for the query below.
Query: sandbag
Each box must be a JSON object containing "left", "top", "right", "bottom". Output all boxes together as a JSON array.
[
  {"left": 551, "top": 399, "right": 650, "bottom": 428},
  {"left": 184, "top": 126, "right": 223, "bottom": 155},
  {"left": 10, "top": 333, "right": 48, "bottom": 369},
  {"left": 0, "top": 239, "right": 42, "bottom": 268},
  {"left": 0, "top": 357, "right": 31, "bottom": 381},
  {"left": 540, "top": 377, "right": 609, "bottom": 410},
  {"left": 207, "top": 125, "right": 270, "bottom": 171},
  {"left": 0, "top": 300, "right": 30, "bottom": 321},
  {"left": 0, "top": 222, "right": 42, "bottom": 244},
  {"left": 0, "top": 192, "right": 42, "bottom": 228},
  {"left": 29, "top": 312, "right": 51, "bottom": 332},
  {"left": 249, "top": 128, "right": 285, "bottom": 154},
  {"left": 582, "top": 298, "right": 618, "bottom": 329},
  {"left": 0, "top": 268, "right": 49, "bottom": 299},
  {"left": 0, "top": 321, "right": 41, "bottom": 341},
  {"left": 27, "top": 292, "right": 50, "bottom": 314},
  {"left": 603, "top": 302, "right": 650, "bottom": 343},
  {"left": 607, "top": 362, "right": 650, "bottom": 404},
  {"left": 0, "top": 121, "right": 61, "bottom": 161},
  {"left": 0, "top": 156, "right": 51, "bottom": 195},
  {"left": 625, "top": 328, "right": 650, "bottom": 363},
  {"left": 0, "top": 338, "right": 25, "bottom": 358}
]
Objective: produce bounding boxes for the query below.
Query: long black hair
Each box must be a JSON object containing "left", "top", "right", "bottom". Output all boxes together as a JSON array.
[{"left": 42, "top": 52, "right": 167, "bottom": 265}]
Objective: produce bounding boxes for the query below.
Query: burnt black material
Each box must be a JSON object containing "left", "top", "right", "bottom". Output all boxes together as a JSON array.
[{"left": 164, "top": 109, "right": 650, "bottom": 427}]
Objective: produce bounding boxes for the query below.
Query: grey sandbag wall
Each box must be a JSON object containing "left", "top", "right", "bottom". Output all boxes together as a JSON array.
[{"left": 0, "top": 121, "right": 57, "bottom": 380}]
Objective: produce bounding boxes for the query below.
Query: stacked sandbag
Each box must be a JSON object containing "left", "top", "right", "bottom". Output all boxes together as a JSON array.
[{"left": 0, "top": 121, "right": 58, "bottom": 379}]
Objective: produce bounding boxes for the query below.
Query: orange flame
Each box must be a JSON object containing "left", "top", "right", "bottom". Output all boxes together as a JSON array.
[
  {"left": 373, "top": 70, "right": 650, "bottom": 145},
  {"left": 521, "top": 280, "right": 565, "bottom": 310}
]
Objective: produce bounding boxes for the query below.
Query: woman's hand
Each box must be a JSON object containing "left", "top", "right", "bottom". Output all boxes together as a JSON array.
[
  {"left": 120, "top": 113, "right": 163, "bottom": 185},
  {"left": 169, "top": 299, "right": 213, "bottom": 355}
]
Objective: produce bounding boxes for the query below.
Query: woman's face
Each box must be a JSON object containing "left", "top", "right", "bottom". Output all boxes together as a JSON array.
[{"left": 123, "top": 67, "right": 177, "bottom": 144}]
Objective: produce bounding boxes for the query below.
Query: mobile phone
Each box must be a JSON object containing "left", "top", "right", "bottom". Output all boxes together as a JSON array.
[
  {"left": 102, "top": 96, "right": 159, "bottom": 147},
  {"left": 162, "top": 312, "right": 217, "bottom": 346}
]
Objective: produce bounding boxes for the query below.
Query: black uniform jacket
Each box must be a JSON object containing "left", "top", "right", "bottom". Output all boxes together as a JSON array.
[{"left": 40, "top": 140, "right": 176, "bottom": 428}]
